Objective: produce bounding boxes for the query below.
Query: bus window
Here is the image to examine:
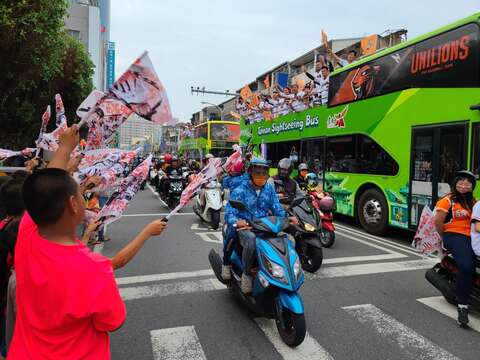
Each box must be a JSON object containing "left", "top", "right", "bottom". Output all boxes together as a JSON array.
[
  {"left": 326, "top": 135, "right": 398, "bottom": 175},
  {"left": 266, "top": 140, "right": 301, "bottom": 166},
  {"left": 471, "top": 124, "right": 480, "bottom": 176},
  {"left": 301, "top": 138, "right": 324, "bottom": 175},
  {"left": 356, "top": 135, "right": 399, "bottom": 176},
  {"left": 326, "top": 136, "right": 355, "bottom": 172}
]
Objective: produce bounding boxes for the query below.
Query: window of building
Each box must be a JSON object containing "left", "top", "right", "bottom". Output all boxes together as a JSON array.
[{"left": 67, "top": 30, "right": 81, "bottom": 41}]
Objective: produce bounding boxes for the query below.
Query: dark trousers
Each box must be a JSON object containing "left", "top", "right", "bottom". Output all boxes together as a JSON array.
[
  {"left": 223, "top": 225, "right": 236, "bottom": 266},
  {"left": 238, "top": 230, "right": 257, "bottom": 274},
  {"left": 443, "top": 233, "right": 476, "bottom": 305}
]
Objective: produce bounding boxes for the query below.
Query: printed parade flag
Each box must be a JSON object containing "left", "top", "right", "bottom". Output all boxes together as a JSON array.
[
  {"left": 78, "top": 52, "right": 172, "bottom": 150},
  {"left": 0, "top": 148, "right": 36, "bottom": 160},
  {"left": 95, "top": 155, "right": 152, "bottom": 225},
  {"left": 37, "top": 105, "right": 51, "bottom": 141},
  {"left": 74, "top": 147, "right": 142, "bottom": 184},
  {"left": 411, "top": 206, "right": 443, "bottom": 256},
  {"left": 222, "top": 145, "right": 242, "bottom": 173},
  {"left": 55, "top": 94, "right": 67, "bottom": 127},
  {"left": 36, "top": 95, "right": 69, "bottom": 152}
]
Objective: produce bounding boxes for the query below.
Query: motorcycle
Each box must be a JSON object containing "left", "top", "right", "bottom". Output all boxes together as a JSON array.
[
  {"left": 193, "top": 180, "right": 223, "bottom": 230},
  {"left": 164, "top": 171, "right": 185, "bottom": 209},
  {"left": 309, "top": 191, "right": 336, "bottom": 248},
  {"left": 425, "top": 254, "right": 480, "bottom": 310},
  {"left": 209, "top": 199, "right": 306, "bottom": 347},
  {"left": 287, "top": 196, "right": 324, "bottom": 273}
]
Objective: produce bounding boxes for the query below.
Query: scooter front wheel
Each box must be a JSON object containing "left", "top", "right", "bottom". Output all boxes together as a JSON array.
[
  {"left": 320, "top": 229, "right": 335, "bottom": 248},
  {"left": 276, "top": 309, "right": 306, "bottom": 347},
  {"left": 300, "top": 244, "right": 323, "bottom": 273}
]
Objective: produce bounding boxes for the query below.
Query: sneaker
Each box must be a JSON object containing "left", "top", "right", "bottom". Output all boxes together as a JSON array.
[
  {"left": 221, "top": 265, "right": 232, "bottom": 280},
  {"left": 241, "top": 273, "right": 252, "bottom": 294},
  {"left": 457, "top": 306, "right": 469, "bottom": 328}
]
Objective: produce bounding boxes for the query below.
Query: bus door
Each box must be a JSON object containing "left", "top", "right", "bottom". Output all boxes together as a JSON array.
[{"left": 409, "top": 123, "right": 468, "bottom": 228}]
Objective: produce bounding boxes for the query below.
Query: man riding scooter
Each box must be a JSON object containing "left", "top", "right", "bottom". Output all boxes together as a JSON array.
[
  {"left": 160, "top": 155, "right": 180, "bottom": 198},
  {"left": 271, "top": 158, "right": 304, "bottom": 205},
  {"left": 224, "top": 158, "right": 298, "bottom": 293},
  {"left": 295, "top": 163, "right": 309, "bottom": 191}
]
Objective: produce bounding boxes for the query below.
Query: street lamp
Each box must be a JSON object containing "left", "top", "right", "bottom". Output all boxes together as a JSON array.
[{"left": 201, "top": 101, "right": 223, "bottom": 121}]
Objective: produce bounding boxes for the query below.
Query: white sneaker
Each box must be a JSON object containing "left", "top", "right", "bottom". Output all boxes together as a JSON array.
[
  {"left": 221, "top": 265, "right": 232, "bottom": 280},
  {"left": 241, "top": 273, "right": 252, "bottom": 294}
]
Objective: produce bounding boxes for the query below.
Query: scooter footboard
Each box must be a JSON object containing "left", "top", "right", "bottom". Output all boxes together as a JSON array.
[{"left": 277, "top": 290, "right": 304, "bottom": 314}]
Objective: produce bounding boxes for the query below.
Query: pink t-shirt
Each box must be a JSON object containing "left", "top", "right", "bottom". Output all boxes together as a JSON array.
[{"left": 8, "top": 213, "right": 126, "bottom": 360}]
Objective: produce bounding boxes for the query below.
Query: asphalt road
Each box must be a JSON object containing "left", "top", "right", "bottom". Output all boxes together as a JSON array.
[{"left": 100, "top": 184, "right": 480, "bottom": 360}]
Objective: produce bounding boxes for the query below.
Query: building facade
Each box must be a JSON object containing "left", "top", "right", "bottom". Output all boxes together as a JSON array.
[
  {"left": 118, "top": 115, "right": 162, "bottom": 152},
  {"left": 65, "top": 0, "right": 114, "bottom": 91}
]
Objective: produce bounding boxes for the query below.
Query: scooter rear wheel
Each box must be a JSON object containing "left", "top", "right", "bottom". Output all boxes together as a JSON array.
[
  {"left": 276, "top": 310, "right": 306, "bottom": 347},
  {"left": 300, "top": 244, "right": 323, "bottom": 273}
]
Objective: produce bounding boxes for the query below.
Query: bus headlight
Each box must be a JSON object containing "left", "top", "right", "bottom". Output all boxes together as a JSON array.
[
  {"left": 262, "top": 256, "right": 286, "bottom": 283},
  {"left": 294, "top": 256, "right": 303, "bottom": 281}
]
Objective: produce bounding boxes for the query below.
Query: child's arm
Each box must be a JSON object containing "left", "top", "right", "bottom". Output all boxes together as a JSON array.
[{"left": 111, "top": 220, "right": 167, "bottom": 270}]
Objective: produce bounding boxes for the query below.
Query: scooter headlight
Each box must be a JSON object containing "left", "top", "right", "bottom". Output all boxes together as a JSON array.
[
  {"left": 293, "top": 256, "right": 303, "bottom": 281},
  {"left": 262, "top": 255, "right": 287, "bottom": 283},
  {"left": 304, "top": 223, "right": 316, "bottom": 232}
]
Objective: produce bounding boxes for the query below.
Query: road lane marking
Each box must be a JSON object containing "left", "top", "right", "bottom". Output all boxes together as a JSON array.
[
  {"left": 322, "top": 253, "right": 407, "bottom": 264},
  {"left": 121, "top": 212, "right": 195, "bottom": 217},
  {"left": 147, "top": 183, "right": 169, "bottom": 208},
  {"left": 196, "top": 232, "right": 223, "bottom": 244},
  {"left": 116, "top": 269, "right": 214, "bottom": 285},
  {"left": 150, "top": 326, "right": 207, "bottom": 360},
  {"left": 117, "top": 259, "right": 435, "bottom": 299},
  {"left": 342, "top": 304, "right": 460, "bottom": 360},
  {"left": 255, "top": 318, "right": 334, "bottom": 360},
  {"left": 307, "top": 258, "right": 436, "bottom": 280},
  {"left": 417, "top": 296, "right": 480, "bottom": 332},
  {"left": 120, "top": 278, "right": 224, "bottom": 301}
]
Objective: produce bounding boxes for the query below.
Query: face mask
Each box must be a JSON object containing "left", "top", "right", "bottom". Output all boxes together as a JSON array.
[{"left": 252, "top": 173, "right": 268, "bottom": 187}]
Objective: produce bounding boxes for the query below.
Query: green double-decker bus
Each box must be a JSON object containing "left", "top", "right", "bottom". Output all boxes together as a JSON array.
[{"left": 242, "top": 13, "right": 480, "bottom": 234}]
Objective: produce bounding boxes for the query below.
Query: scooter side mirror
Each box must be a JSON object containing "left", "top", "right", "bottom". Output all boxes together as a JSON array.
[{"left": 229, "top": 200, "right": 247, "bottom": 211}]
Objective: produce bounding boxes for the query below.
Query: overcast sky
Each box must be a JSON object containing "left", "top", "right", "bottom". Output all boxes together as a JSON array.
[{"left": 111, "top": 1, "right": 479, "bottom": 122}]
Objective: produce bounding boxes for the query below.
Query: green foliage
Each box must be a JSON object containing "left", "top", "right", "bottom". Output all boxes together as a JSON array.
[{"left": 0, "top": 0, "right": 94, "bottom": 148}]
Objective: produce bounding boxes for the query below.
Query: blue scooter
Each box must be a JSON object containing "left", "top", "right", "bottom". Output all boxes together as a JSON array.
[{"left": 208, "top": 199, "right": 306, "bottom": 347}]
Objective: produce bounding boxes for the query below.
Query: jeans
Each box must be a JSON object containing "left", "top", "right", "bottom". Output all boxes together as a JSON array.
[
  {"left": 238, "top": 230, "right": 257, "bottom": 274},
  {"left": 223, "top": 225, "right": 236, "bottom": 266},
  {"left": 443, "top": 232, "right": 476, "bottom": 305}
]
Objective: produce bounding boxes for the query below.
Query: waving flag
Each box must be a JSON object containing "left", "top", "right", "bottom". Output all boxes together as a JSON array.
[
  {"left": 36, "top": 95, "right": 69, "bottom": 152},
  {"left": 54, "top": 94, "right": 67, "bottom": 127},
  {"left": 0, "top": 148, "right": 35, "bottom": 160},
  {"left": 78, "top": 52, "right": 172, "bottom": 150},
  {"left": 37, "top": 105, "right": 51, "bottom": 140},
  {"left": 95, "top": 155, "right": 152, "bottom": 225},
  {"left": 222, "top": 145, "right": 242, "bottom": 173},
  {"left": 166, "top": 158, "right": 223, "bottom": 219}
]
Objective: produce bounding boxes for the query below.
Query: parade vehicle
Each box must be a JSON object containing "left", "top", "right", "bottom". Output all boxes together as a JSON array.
[
  {"left": 179, "top": 120, "right": 240, "bottom": 159},
  {"left": 209, "top": 199, "right": 306, "bottom": 347},
  {"left": 241, "top": 13, "right": 480, "bottom": 234}
]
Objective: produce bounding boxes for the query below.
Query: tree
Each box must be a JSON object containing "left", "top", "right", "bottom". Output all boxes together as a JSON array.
[{"left": 0, "top": 0, "right": 94, "bottom": 148}]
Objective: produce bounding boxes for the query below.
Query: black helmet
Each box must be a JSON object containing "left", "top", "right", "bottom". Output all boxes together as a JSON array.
[
  {"left": 454, "top": 170, "right": 476, "bottom": 190},
  {"left": 277, "top": 158, "right": 293, "bottom": 179}
]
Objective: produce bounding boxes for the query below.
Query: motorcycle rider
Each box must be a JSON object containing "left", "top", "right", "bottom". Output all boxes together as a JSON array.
[
  {"left": 295, "top": 163, "right": 309, "bottom": 191},
  {"left": 224, "top": 158, "right": 295, "bottom": 294},
  {"left": 270, "top": 158, "right": 304, "bottom": 204},
  {"left": 434, "top": 170, "right": 477, "bottom": 327},
  {"left": 160, "top": 155, "right": 179, "bottom": 198}
]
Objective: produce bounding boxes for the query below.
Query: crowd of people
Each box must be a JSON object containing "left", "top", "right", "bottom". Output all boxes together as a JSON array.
[
  {"left": 237, "top": 50, "right": 357, "bottom": 125},
  {"left": 0, "top": 125, "right": 168, "bottom": 359}
]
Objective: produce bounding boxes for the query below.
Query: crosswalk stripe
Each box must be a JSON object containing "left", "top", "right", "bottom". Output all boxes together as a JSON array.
[
  {"left": 116, "top": 269, "right": 214, "bottom": 286},
  {"left": 120, "top": 278, "right": 223, "bottom": 301},
  {"left": 255, "top": 318, "right": 334, "bottom": 360},
  {"left": 343, "top": 304, "right": 460, "bottom": 360},
  {"left": 417, "top": 296, "right": 480, "bottom": 332},
  {"left": 150, "top": 326, "right": 207, "bottom": 360}
]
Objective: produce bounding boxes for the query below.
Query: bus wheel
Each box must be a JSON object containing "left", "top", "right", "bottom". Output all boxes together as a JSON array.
[{"left": 358, "top": 188, "right": 388, "bottom": 235}]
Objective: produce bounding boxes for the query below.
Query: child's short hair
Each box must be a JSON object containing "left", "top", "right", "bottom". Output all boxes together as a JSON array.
[
  {"left": 0, "top": 178, "right": 25, "bottom": 217},
  {"left": 22, "top": 168, "right": 78, "bottom": 226}
]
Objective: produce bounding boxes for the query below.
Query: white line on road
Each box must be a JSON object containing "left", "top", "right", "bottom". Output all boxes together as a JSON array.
[
  {"left": 417, "top": 296, "right": 480, "bottom": 332},
  {"left": 116, "top": 269, "right": 214, "bottom": 286},
  {"left": 342, "top": 304, "right": 460, "bottom": 360},
  {"left": 120, "top": 278, "right": 224, "bottom": 301},
  {"left": 147, "top": 183, "right": 169, "bottom": 208},
  {"left": 121, "top": 212, "right": 195, "bottom": 217},
  {"left": 196, "top": 232, "right": 223, "bottom": 244},
  {"left": 255, "top": 318, "right": 334, "bottom": 360},
  {"left": 322, "top": 253, "right": 406, "bottom": 264},
  {"left": 150, "top": 326, "right": 207, "bottom": 360},
  {"left": 307, "top": 258, "right": 436, "bottom": 280}
]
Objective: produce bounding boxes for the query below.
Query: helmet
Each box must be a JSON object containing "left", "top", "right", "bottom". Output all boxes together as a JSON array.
[
  {"left": 305, "top": 172, "right": 319, "bottom": 190},
  {"left": 319, "top": 196, "right": 335, "bottom": 211},
  {"left": 205, "top": 153, "right": 214, "bottom": 160},
  {"left": 164, "top": 154, "right": 172, "bottom": 163},
  {"left": 171, "top": 156, "right": 178, "bottom": 162},
  {"left": 229, "top": 159, "right": 245, "bottom": 176},
  {"left": 277, "top": 158, "right": 293, "bottom": 179},
  {"left": 454, "top": 170, "right": 476, "bottom": 190},
  {"left": 298, "top": 163, "right": 308, "bottom": 171},
  {"left": 248, "top": 157, "right": 270, "bottom": 170}
]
